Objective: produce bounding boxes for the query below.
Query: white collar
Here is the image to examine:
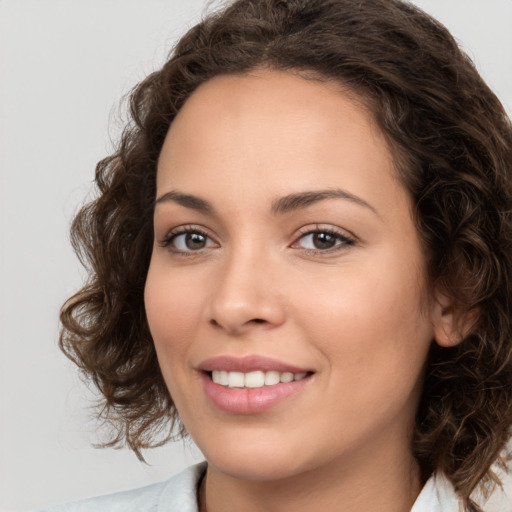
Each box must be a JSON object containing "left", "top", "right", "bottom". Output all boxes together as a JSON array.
[
  {"left": 159, "top": 464, "right": 464, "bottom": 512},
  {"left": 410, "top": 472, "right": 462, "bottom": 512}
]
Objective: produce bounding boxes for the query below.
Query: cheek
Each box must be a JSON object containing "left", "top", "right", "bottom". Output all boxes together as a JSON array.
[
  {"left": 293, "top": 255, "right": 432, "bottom": 380},
  {"left": 297, "top": 260, "right": 426, "bottom": 330},
  {"left": 294, "top": 267, "right": 432, "bottom": 438},
  {"left": 144, "top": 262, "right": 206, "bottom": 369}
]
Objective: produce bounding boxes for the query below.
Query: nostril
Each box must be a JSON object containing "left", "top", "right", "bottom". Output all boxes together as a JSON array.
[{"left": 208, "top": 314, "right": 275, "bottom": 333}]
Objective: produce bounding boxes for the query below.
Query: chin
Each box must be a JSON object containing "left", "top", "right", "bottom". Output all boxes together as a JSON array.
[
  {"left": 207, "top": 451, "right": 312, "bottom": 482},
  {"left": 203, "top": 434, "right": 336, "bottom": 482},
  {"left": 192, "top": 426, "right": 322, "bottom": 482}
]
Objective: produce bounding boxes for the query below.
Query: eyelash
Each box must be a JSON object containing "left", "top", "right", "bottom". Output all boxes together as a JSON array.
[
  {"left": 292, "top": 225, "right": 355, "bottom": 254},
  {"left": 159, "top": 225, "right": 215, "bottom": 256},
  {"left": 159, "top": 225, "right": 355, "bottom": 256}
]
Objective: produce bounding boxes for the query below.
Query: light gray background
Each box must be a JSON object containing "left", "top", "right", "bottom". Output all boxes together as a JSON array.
[{"left": 1, "top": 1, "right": 511, "bottom": 511}]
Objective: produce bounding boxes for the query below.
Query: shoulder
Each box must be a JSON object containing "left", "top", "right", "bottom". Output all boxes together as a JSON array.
[{"left": 38, "top": 462, "right": 207, "bottom": 512}]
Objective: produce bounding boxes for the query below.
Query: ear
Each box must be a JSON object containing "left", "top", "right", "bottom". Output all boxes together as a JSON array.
[{"left": 431, "top": 291, "right": 476, "bottom": 348}]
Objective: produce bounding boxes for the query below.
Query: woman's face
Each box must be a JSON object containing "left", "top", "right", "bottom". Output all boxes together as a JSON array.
[{"left": 145, "top": 70, "right": 440, "bottom": 481}]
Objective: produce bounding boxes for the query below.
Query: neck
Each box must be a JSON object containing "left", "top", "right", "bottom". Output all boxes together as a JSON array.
[{"left": 199, "top": 443, "right": 422, "bottom": 512}]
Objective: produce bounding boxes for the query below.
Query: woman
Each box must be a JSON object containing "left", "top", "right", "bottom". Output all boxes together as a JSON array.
[{"left": 43, "top": 0, "right": 512, "bottom": 511}]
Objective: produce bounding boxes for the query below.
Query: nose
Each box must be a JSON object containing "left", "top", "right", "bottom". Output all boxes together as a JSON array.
[{"left": 207, "top": 247, "right": 286, "bottom": 335}]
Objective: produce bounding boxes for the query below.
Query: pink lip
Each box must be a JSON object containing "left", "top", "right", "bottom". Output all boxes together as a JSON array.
[
  {"left": 198, "top": 355, "right": 311, "bottom": 373},
  {"left": 197, "top": 356, "right": 314, "bottom": 415}
]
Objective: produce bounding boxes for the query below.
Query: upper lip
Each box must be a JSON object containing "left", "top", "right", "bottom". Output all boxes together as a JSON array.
[{"left": 198, "top": 355, "right": 312, "bottom": 374}]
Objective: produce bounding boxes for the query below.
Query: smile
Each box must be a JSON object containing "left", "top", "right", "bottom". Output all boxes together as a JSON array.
[
  {"left": 211, "top": 370, "right": 309, "bottom": 388},
  {"left": 198, "top": 355, "right": 314, "bottom": 414}
]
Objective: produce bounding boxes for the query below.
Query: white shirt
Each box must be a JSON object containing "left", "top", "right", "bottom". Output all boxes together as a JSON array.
[
  {"left": 411, "top": 472, "right": 461, "bottom": 512},
  {"left": 39, "top": 462, "right": 462, "bottom": 512}
]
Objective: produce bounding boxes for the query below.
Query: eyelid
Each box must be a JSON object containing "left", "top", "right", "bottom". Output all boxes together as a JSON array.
[
  {"left": 159, "top": 224, "right": 219, "bottom": 254},
  {"left": 157, "top": 223, "right": 355, "bottom": 255},
  {"left": 290, "top": 224, "right": 356, "bottom": 252}
]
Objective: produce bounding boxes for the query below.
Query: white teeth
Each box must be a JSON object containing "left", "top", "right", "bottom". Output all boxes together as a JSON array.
[
  {"left": 212, "top": 370, "right": 230, "bottom": 385},
  {"left": 280, "top": 372, "right": 294, "bottom": 383},
  {"left": 211, "top": 370, "right": 309, "bottom": 388},
  {"left": 264, "top": 371, "right": 280, "bottom": 386},
  {"left": 245, "top": 371, "right": 265, "bottom": 388},
  {"left": 228, "top": 371, "right": 245, "bottom": 388}
]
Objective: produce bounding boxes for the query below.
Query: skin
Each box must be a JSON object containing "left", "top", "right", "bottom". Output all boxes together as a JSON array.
[{"left": 145, "top": 70, "right": 456, "bottom": 512}]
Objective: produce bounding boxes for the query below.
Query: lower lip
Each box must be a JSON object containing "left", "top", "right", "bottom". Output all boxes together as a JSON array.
[{"left": 200, "top": 373, "right": 311, "bottom": 414}]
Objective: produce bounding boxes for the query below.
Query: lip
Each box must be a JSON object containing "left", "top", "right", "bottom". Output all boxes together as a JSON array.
[
  {"left": 198, "top": 355, "right": 312, "bottom": 373},
  {"left": 197, "top": 355, "right": 314, "bottom": 415}
]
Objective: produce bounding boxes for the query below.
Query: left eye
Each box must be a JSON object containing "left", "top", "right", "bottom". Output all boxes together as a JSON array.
[
  {"left": 295, "top": 230, "right": 354, "bottom": 251},
  {"left": 167, "top": 231, "right": 216, "bottom": 252}
]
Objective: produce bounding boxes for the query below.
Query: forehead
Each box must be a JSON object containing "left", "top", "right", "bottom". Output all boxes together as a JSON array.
[
  {"left": 162, "top": 71, "right": 379, "bottom": 156},
  {"left": 156, "top": 70, "right": 407, "bottom": 217}
]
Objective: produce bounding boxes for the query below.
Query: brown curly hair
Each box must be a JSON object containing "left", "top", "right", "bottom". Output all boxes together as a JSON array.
[{"left": 60, "top": 0, "right": 512, "bottom": 508}]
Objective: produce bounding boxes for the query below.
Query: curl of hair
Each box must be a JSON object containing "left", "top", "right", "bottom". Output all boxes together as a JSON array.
[{"left": 60, "top": 0, "right": 512, "bottom": 507}]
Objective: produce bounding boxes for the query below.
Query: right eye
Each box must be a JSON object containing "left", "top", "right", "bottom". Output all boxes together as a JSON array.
[{"left": 160, "top": 228, "right": 217, "bottom": 254}]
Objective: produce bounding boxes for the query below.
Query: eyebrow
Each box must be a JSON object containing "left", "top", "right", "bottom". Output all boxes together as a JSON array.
[
  {"left": 270, "top": 189, "right": 378, "bottom": 216},
  {"left": 154, "top": 188, "right": 377, "bottom": 216},
  {"left": 154, "top": 191, "right": 215, "bottom": 214}
]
